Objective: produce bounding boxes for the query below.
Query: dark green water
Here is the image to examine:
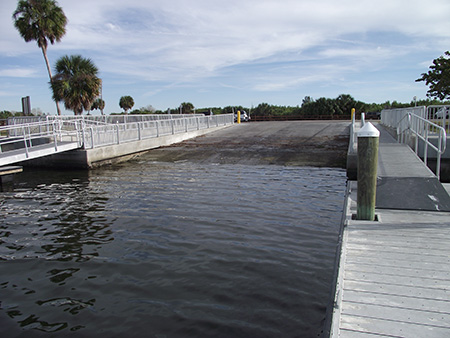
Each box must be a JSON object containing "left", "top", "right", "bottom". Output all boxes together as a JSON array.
[{"left": 0, "top": 159, "right": 346, "bottom": 337}]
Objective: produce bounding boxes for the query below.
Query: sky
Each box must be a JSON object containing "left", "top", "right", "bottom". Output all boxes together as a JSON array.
[{"left": 1, "top": 0, "right": 450, "bottom": 115}]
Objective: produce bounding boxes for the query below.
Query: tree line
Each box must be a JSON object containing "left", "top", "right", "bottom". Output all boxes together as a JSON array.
[{"left": 122, "top": 95, "right": 450, "bottom": 119}]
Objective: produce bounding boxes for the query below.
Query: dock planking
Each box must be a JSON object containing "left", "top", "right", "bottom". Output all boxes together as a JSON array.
[{"left": 330, "top": 123, "right": 450, "bottom": 337}]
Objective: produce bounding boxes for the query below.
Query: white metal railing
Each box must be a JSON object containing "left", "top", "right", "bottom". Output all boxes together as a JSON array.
[
  {"left": 381, "top": 106, "right": 427, "bottom": 129},
  {"left": 0, "top": 119, "right": 83, "bottom": 158},
  {"left": 8, "top": 114, "right": 206, "bottom": 126},
  {"left": 81, "top": 114, "right": 234, "bottom": 149},
  {"left": 5, "top": 114, "right": 234, "bottom": 153},
  {"left": 397, "top": 113, "right": 447, "bottom": 179},
  {"left": 426, "top": 105, "right": 450, "bottom": 134}
]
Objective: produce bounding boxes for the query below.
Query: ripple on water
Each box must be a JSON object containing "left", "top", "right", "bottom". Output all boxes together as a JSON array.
[{"left": 0, "top": 163, "right": 346, "bottom": 337}]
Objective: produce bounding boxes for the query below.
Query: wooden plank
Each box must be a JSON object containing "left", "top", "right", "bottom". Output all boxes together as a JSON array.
[
  {"left": 343, "top": 248, "right": 450, "bottom": 266},
  {"left": 344, "top": 263, "right": 450, "bottom": 280},
  {"left": 342, "top": 289, "right": 450, "bottom": 313},
  {"left": 342, "top": 301, "right": 450, "bottom": 329},
  {"left": 340, "top": 313, "right": 450, "bottom": 337},
  {"left": 345, "top": 243, "right": 449, "bottom": 257},
  {"left": 344, "top": 257, "right": 449, "bottom": 271},
  {"left": 343, "top": 280, "right": 450, "bottom": 301},
  {"left": 344, "top": 269, "right": 450, "bottom": 290}
]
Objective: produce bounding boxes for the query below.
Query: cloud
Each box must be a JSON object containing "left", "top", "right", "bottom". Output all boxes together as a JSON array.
[
  {"left": 2, "top": 0, "right": 450, "bottom": 111},
  {"left": 54, "top": 0, "right": 450, "bottom": 83},
  {"left": 0, "top": 67, "right": 39, "bottom": 78}
]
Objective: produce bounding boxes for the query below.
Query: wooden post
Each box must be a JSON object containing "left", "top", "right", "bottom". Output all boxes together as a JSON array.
[{"left": 357, "top": 122, "right": 380, "bottom": 221}]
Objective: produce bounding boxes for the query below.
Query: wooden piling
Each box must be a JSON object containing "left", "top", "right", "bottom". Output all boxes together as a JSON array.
[{"left": 357, "top": 123, "right": 380, "bottom": 220}]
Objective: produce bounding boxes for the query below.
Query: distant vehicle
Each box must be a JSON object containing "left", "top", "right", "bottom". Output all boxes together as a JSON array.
[
  {"left": 234, "top": 110, "right": 250, "bottom": 122},
  {"left": 365, "top": 111, "right": 380, "bottom": 119},
  {"left": 434, "top": 107, "right": 449, "bottom": 119}
]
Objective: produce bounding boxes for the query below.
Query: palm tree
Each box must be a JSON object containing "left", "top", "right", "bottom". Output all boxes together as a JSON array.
[
  {"left": 92, "top": 98, "right": 106, "bottom": 115},
  {"left": 51, "top": 55, "right": 101, "bottom": 115},
  {"left": 119, "top": 96, "right": 134, "bottom": 113},
  {"left": 12, "top": 0, "right": 67, "bottom": 115}
]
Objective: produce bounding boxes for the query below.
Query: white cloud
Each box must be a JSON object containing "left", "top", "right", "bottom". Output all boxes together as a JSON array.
[
  {"left": 0, "top": 67, "right": 39, "bottom": 78},
  {"left": 55, "top": 0, "right": 449, "bottom": 81}
]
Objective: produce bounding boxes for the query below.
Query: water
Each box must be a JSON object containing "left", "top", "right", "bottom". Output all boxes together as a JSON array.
[{"left": 0, "top": 160, "right": 346, "bottom": 337}]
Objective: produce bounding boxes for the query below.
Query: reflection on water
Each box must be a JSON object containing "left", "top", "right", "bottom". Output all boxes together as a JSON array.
[{"left": 0, "top": 162, "right": 346, "bottom": 337}]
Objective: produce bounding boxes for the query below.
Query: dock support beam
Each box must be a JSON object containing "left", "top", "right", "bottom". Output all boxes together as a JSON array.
[
  {"left": 0, "top": 166, "right": 23, "bottom": 191},
  {"left": 357, "top": 123, "right": 380, "bottom": 220}
]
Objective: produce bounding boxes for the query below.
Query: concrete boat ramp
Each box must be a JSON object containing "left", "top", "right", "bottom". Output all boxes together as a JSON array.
[{"left": 330, "top": 123, "right": 450, "bottom": 337}]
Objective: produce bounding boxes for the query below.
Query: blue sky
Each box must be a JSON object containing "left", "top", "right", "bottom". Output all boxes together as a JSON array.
[{"left": 1, "top": 0, "right": 450, "bottom": 115}]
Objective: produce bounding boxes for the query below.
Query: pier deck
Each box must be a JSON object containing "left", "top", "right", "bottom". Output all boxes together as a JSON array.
[{"left": 331, "top": 124, "right": 450, "bottom": 337}]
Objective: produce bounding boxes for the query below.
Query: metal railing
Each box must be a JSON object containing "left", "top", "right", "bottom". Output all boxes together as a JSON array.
[
  {"left": 81, "top": 114, "right": 234, "bottom": 149},
  {"left": 3, "top": 114, "right": 234, "bottom": 154},
  {"left": 397, "top": 113, "right": 447, "bottom": 179},
  {"left": 426, "top": 105, "right": 450, "bottom": 134},
  {"left": 381, "top": 106, "right": 427, "bottom": 129},
  {"left": 7, "top": 114, "right": 207, "bottom": 126},
  {"left": 0, "top": 119, "right": 83, "bottom": 158}
]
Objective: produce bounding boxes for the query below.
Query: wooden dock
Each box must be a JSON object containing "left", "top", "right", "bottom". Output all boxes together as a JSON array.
[{"left": 330, "top": 124, "right": 450, "bottom": 337}]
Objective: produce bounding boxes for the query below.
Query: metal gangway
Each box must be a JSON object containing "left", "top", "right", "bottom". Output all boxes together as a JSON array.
[
  {"left": 381, "top": 105, "right": 448, "bottom": 180},
  {"left": 0, "top": 119, "right": 83, "bottom": 167},
  {"left": 0, "top": 114, "right": 234, "bottom": 167}
]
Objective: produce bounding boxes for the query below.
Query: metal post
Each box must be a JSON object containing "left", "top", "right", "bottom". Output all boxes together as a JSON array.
[
  {"left": 90, "top": 127, "right": 94, "bottom": 148},
  {"left": 351, "top": 108, "right": 355, "bottom": 122},
  {"left": 23, "top": 126, "right": 29, "bottom": 158},
  {"left": 357, "top": 122, "right": 380, "bottom": 221}
]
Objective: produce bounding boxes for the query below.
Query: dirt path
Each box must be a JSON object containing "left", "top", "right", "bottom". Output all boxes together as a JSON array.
[{"left": 145, "top": 121, "right": 350, "bottom": 168}]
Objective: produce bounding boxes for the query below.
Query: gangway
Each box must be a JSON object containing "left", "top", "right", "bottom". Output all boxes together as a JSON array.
[{"left": 0, "top": 119, "right": 83, "bottom": 167}]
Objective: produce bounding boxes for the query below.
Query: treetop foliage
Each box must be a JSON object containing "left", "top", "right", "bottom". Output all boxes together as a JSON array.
[
  {"left": 416, "top": 51, "right": 450, "bottom": 101},
  {"left": 119, "top": 96, "right": 134, "bottom": 112}
]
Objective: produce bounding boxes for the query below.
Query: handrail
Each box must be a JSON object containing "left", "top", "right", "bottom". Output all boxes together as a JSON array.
[
  {"left": 81, "top": 114, "right": 234, "bottom": 149},
  {"left": 1, "top": 114, "right": 234, "bottom": 162},
  {"left": 397, "top": 113, "right": 447, "bottom": 179},
  {"left": 0, "top": 119, "right": 83, "bottom": 156}
]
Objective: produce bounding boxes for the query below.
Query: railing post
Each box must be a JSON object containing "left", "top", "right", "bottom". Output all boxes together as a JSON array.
[
  {"left": 357, "top": 122, "right": 380, "bottom": 221},
  {"left": 90, "top": 127, "right": 94, "bottom": 149},
  {"left": 138, "top": 122, "right": 141, "bottom": 140},
  {"left": 156, "top": 121, "right": 160, "bottom": 137},
  {"left": 437, "top": 130, "right": 444, "bottom": 180},
  {"left": 116, "top": 124, "right": 120, "bottom": 144},
  {"left": 53, "top": 124, "right": 58, "bottom": 151},
  {"left": 171, "top": 119, "right": 175, "bottom": 135},
  {"left": 423, "top": 126, "right": 429, "bottom": 166},
  {"left": 23, "top": 126, "right": 29, "bottom": 158}
]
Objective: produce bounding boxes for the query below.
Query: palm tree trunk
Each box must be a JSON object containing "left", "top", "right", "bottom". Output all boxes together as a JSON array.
[{"left": 41, "top": 46, "right": 62, "bottom": 115}]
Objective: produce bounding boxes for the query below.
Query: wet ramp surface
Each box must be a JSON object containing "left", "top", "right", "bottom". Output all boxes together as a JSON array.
[{"left": 145, "top": 121, "right": 350, "bottom": 168}]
